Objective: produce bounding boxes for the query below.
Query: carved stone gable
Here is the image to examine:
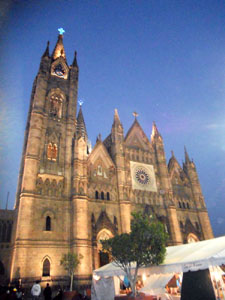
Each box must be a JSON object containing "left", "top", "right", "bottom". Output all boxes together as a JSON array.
[
  {"left": 125, "top": 121, "right": 150, "bottom": 150},
  {"left": 88, "top": 141, "right": 115, "bottom": 182},
  {"left": 92, "top": 211, "right": 117, "bottom": 240}
]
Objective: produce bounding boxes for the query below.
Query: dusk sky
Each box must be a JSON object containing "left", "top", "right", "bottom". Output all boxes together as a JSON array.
[{"left": 0, "top": 0, "right": 225, "bottom": 236}]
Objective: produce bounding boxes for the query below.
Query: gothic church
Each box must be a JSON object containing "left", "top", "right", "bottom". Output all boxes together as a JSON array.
[{"left": 0, "top": 32, "right": 214, "bottom": 286}]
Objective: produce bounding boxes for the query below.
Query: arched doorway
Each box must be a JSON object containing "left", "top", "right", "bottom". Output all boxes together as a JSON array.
[
  {"left": 96, "top": 229, "right": 113, "bottom": 267},
  {"left": 42, "top": 258, "right": 50, "bottom": 276}
]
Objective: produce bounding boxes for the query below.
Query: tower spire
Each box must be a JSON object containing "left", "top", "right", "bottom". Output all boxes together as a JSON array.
[
  {"left": 76, "top": 103, "right": 87, "bottom": 140},
  {"left": 42, "top": 41, "right": 50, "bottom": 58},
  {"left": 5, "top": 192, "right": 9, "bottom": 210},
  {"left": 52, "top": 29, "right": 66, "bottom": 60},
  {"left": 72, "top": 51, "right": 78, "bottom": 67},
  {"left": 184, "top": 146, "right": 191, "bottom": 163},
  {"left": 151, "top": 121, "right": 162, "bottom": 141},
  {"left": 113, "top": 108, "right": 121, "bottom": 126}
]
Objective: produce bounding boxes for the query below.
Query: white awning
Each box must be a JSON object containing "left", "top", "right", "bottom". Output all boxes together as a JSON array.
[{"left": 94, "top": 235, "right": 225, "bottom": 277}]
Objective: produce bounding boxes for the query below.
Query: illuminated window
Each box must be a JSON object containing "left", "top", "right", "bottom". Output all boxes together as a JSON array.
[
  {"left": 46, "top": 216, "right": 51, "bottom": 231},
  {"left": 47, "top": 143, "right": 57, "bottom": 161},
  {"left": 42, "top": 258, "right": 50, "bottom": 276},
  {"left": 49, "top": 94, "right": 63, "bottom": 118}
]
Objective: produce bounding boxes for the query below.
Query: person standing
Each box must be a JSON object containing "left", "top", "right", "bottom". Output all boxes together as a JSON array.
[
  {"left": 31, "top": 281, "right": 41, "bottom": 299},
  {"left": 43, "top": 283, "right": 52, "bottom": 300}
]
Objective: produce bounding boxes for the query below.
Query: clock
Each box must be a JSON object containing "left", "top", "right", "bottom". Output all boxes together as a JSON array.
[
  {"left": 130, "top": 161, "right": 157, "bottom": 192},
  {"left": 54, "top": 64, "right": 65, "bottom": 77}
]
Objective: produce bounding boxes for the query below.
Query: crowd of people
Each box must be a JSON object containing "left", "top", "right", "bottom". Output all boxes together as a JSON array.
[{"left": 0, "top": 281, "right": 90, "bottom": 300}]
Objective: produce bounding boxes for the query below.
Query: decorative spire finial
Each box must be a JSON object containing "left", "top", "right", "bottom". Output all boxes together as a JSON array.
[
  {"left": 133, "top": 111, "right": 139, "bottom": 119},
  {"left": 58, "top": 27, "right": 65, "bottom": 35}
]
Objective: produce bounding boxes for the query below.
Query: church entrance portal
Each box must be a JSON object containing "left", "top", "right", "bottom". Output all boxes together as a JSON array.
[
  {"left": 96, "top": 229, "right": 113, "bottom": 268},
  {"left": 99, "top": 250, "right": 110, "bottom": 267}
]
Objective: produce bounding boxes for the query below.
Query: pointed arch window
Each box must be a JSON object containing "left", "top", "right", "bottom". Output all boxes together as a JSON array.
[
  {"left": 0, "top": 261, "right": 5, "bottom": 275},
  {"left": 49, "top": 94, "right": 63, "bottom": 118},
  {"left": 106, "top": 192, "right": 110, "bottom": 201},
  {"left": 195, "top": 222, "right": 200, "bottom": 231},
  {"left": 180, "top": 221, "right": 184, "bottom": 230},
  {"left": 2, "top": 223, "right": 6, "bottom": 242},
  {"left": 101, "top": 192, "right": 104, "bottom": 200},
  {"left": 47, "top": 143, "right": 57, "bottom": 161},
  {"left": 46, "top": 216, "right": 51, "bottom": 231},
  {"left": 42, "top": 258, "right": 50, "bottom": 276},
  {"left": 6, "top": 222, "right": 12, "bottom": 242},
  {"left": 95, "top": 191, "right": 99, "bottom": 199}
]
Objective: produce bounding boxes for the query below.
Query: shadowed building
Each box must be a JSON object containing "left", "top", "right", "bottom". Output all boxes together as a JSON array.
[
  {"left": 0, "top": 209, "right": 14, "bottom": 284},
  {"left": 0, "top": 32, "right": 213, "bottom": 287}
]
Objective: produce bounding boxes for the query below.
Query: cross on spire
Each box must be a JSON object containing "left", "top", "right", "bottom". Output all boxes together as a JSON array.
[
  {"left": 133, "top": 111, "right": 139, "bottom": 119},
  {"left": 58, "top": 27, "right": 65, "bottom": 35},
  {"left": 78, "top": 100, "right": 84, "bottom": 106}
]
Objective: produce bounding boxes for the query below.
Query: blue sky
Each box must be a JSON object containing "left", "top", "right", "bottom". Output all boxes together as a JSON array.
[{"left": 0, "top": 0, "right": 225, "bottom": 236}]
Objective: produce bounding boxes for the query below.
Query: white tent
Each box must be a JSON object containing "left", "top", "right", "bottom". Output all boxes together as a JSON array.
[
  {"left": 94, "top": 235, "right": 225, "bottom": 276},
  {"left": 92, "top": 236, "right": 225, "bottom": 300}
]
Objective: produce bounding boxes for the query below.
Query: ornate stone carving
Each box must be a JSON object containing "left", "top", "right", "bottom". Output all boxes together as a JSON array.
[{"left": 36, "top": 174, "right": 64, "bottom": 197}]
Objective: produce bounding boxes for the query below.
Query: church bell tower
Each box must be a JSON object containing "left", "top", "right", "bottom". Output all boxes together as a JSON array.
[{"left": 11, "top": 30, "right": 79, "bottom": 283}]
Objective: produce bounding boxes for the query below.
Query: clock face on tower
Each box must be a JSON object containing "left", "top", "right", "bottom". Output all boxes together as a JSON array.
[
  {"left": 54, "top": 64, "right": 65, "bottom": 77},
  {"left": 130, "top": 161, "right": 157, "bottom": 192}
]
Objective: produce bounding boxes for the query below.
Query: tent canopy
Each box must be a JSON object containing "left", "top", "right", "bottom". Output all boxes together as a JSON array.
[
  {"left": 94, "top": 235, "right": 225, "bottom": 277},
  {"left": 140, "top": 273, "right": 175, "bottom": 295}
]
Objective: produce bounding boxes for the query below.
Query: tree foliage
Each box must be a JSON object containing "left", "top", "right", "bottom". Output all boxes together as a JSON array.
[
  {"left": 101, "top": 212, "right": 167, "bottom": 296},
  {"left": 60, "top": 252, "right": 83, "bottom": 291}
]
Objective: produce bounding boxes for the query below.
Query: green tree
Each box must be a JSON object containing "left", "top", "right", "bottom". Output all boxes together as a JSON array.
[
  {"left": 101, "top": 212, "right": 167, "bottom": 297},
  {"left": 60, "top": 252, "right": 83, "bottom": 291}
]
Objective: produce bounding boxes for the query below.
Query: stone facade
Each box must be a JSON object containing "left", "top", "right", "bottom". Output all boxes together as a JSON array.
[{"left": 0, "top": 33, "right": 214, "bottom": 286}]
